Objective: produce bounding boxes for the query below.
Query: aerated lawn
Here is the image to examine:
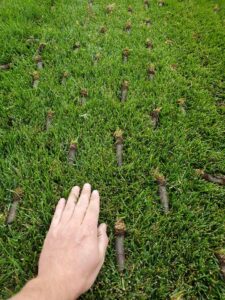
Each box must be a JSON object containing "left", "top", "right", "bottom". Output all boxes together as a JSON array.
[{"left": 0, "top": 0, "right": 225, "bottom": 299}]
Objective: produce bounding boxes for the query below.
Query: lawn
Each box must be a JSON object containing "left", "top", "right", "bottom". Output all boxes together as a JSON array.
[{"left": 0, "top": 0, "right": 225, "bottom": 299}]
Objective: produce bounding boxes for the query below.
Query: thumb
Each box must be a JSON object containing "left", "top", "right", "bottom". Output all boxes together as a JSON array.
[{"left": 98, "top": 223, "right": 109, "bottom": 261}]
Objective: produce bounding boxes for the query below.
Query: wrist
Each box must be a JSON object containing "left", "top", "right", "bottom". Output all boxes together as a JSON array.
[
  {"left": 11, "top": 276, "right": 80, "bottom": 300},
  {"left": 34, "top": 276, "right": 80, "bottom": 300}
]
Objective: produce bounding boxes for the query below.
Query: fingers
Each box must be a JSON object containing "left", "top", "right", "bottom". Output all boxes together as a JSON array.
[
  {"left": 98, "top": 223, "right": 109, "bottom": 261},
  {"left": 83, "top": 190, "right": 100, "bottom": 228},
  {"left": 61, "top": 186, "right": 80, "bottom": 223},
  {"left": 73, "top": 183, "right": 92, "bottom": 224},
  {"left": 50, "top": 198, "right": 66, "bottom": 228}
]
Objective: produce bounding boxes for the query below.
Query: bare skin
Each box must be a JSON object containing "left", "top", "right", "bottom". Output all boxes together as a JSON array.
[{"left": 11, "top": 183, "right": 109, "bottom": 300}]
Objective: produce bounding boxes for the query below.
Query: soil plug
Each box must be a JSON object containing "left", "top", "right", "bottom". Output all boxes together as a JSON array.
[
  {"left": 73, "top": 41, "right": 81, "bottom": 51},
  {"left": 120, "top": 80, "right": 129, "bottom": 102},
  {"left": 154, "top": 172, "right": 169, "bottom": 214},
  {"left": 46, "top": 110, "right": 54, "bottom": 130},
  {"left": 37, "top": 43, "right": 46, "bottom": 55},
  {"left": 122, "top": 48, "right": 130, "bottom": 63},
  {"left": 150, "top": 107, "right": 161, "bottom": 129},
  {"left": 215, "top": 250, "right": 225, "bottom": 280},
  {"left": 124, "top": 21, "right": 132, "bottom": 33},
  {"left": 146, "top": 39, "right": 153, "bottom": 50},
  {"left": 100, "top": 26, "right": 107, "bottom": 34},
  {"left": 106, "top": 3, "right": 115, "bottom": 14},
  {"left": 145, "top": 19, "right": 151, "bottom": 27},
  {"left": 170, "top": 64, "right": 178, "bottom": 71},
  {"left": 0, "top": 63, "right": 12, "bottom": 70},
  {"left": 80, "top": 88, "right": 88, "bottom": 105},
  {"left": 147, "top": 64, "right": 155, "bottom": 80},
  {"left": 158, "top": 0, "right": 165, "bottom": 6},
  {"left": 34, "top": 55, "right": 43, "bottom": 70},
  {"left": 68, "top": 141, "right": 77, "bottom": 165},
  {"left": 114, "top": 129, "right": 123, "bottom": 167},
  {"left": 196, "top": 169, "right": 225, "bottom": 185},
  {"left": 61, "top": 71, "right": 69, "bottom": 85},
  {"left": 144, "top": 0, "right": 150, "bottom": 9},
  {"left": 128, "top": 5, "right": 133, "bottom": 13},
  {"left": 177, "top": 98, "right": 186, "bottom": 114},
  {"left": 6, "top": 187, "right": 24, "bottom": 224},
  {"left": 26, "top": 36, "right": 39, "bottom": 44},
  {"left": 165, "top": 39, "right": 173, "bottom": 45},
  {"left": 213, "top": 5, "right": 219, "bottom": 13},
  {"left": 93, "top": 53, "right": 101, "bottom": 65},
  {"left": 115, "top": 219, "right": 126, "bottom": 272},
  {"left": 32, "top": 71, "right": 40, "bottom": 89}
]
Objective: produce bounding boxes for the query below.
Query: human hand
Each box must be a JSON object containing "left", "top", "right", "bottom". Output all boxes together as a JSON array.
[{"left": 38, "top": 183, "right": 108, "bottom": 300}]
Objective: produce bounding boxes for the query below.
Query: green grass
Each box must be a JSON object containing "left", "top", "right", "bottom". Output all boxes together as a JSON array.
[{"left": 0, "top": 0, "right": 225, "bottom": 299}]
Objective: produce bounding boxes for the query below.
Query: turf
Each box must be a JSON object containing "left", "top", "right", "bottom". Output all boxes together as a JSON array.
[{"left": 0, "top": 0, "right": 225, "bottom": 299}]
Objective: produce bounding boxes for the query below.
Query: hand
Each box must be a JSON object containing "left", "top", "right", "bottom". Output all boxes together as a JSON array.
[{"left": 38, "top": 183, "right": 108, "bottom": 300}]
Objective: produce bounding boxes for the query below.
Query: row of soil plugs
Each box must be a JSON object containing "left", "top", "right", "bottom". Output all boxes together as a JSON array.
[
  {"left": 88, "top": 1, "right": 166, "bottom": 13},
  {"left": 32, "top": 49, "right": 156, "bottom": 90},
  {"left": 104, "top": 1, "right": 165, "bottom": 12},
  {"left": 99, "top": 18, "right": 151, "bottom": 34},
  {"left": 6, "top": 172, "right": 225, "bottom": 276},
  {"left": 1, "top": 1, "right": 220, "bottom": 72}
]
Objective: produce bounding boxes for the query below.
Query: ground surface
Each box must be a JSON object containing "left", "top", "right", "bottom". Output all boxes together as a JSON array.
[{"left": 0, "top": 0, "right": 225, "bottom": 299}]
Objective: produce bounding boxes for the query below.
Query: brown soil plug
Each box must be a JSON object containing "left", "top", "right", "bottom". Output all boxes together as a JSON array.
[
  {"left": 158, "top": 1, "right": 165, "bottom": 6},
  {"left": 32, "top": 71, "right": 40, "bottom": 89},
  {"left": 128, "top": 5, "right": 133, "bottom": 13},
  {"left": 177, "top": 98, "right": 186, "bottom": 114},
  {"left": 100, "top": 26, "right": 107, "bottom": 34},
  {"left": 26, "top": 36, "right": 39, "bottom": 44},
  {"left": 80, "top": 88, "right": 88, "bottom": 105},
  {"left": 196, "top": 169, "right": 225, "bottom": 185},
  {"left": 38, "top": 43, "right": 46, "bottom": 55},
  {"left": 120, "top": 80, "right": 129, "bottom": 102},
  {"left": 124, "top": 20, "right": 132, "bottom": 33},
  {"left": 73, "top": 41, "right": 81, "bottom": 51},
  {"left": 145, "top": 19, "right": 151, "bottom": 27},
  {"left": 146, "top": 39, "right": 153, "bottom": 50},
  {"left": 46, "top": 110, "right": 54, "bottom": 130},
  {"left": 213, "top": 4, "right": 219, "bottom": 13},
  {"left": 147, "top": 64, "right": 156, "bottom": 80},
  {"left": 61, "top": 71, "right": 69, "bottom": 85},
  {"left": 144, "top": 0, "right": 150, "bottom": 9},
  {"left": 154, "top": 172, "right": 169, "bottom": 214},
  {"left": 0, "top": 63, "right": 12, "bottom": 70},
  {"left": 165, "top": 39, "right": 173, "bottom": 45},
  {"left": 215, "top": 250, "right": 225, "bottom": 280},
  {"left": 150, "top": 107, "right": 161, "bottom": 129},
  {"left": 106, "top": 4, "right": 115, "bottom": 13},
  {"left": 122, "top": 48, "right": 130, "bottom": 63},
  {"left": 115, "top": 219, "right": 126, "bottom": 272},
  {"left": 6, "top": 187, "right": 24, "bottom": 224},
  {"left": 93, "top": 53, "right": 101, "bottom": 65},
  {"left": 34, "top": 55, "right": 43, "bottom": 70},
  {"left": 114, "top": 129, "right": 123, "bottom": 167},
  {"left": 68, "top": 141, "right": 77, "bottom": 165},
  {"left": 170, "top": 64, "right": 178, "bottom": 71}
]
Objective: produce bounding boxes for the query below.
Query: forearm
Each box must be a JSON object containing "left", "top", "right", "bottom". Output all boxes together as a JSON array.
[{"left": 10, "top": 277, "right": 79, "bottom": 300}]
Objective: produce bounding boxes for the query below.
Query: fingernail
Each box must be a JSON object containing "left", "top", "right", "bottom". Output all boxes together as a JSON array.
[
  {"left": 84, "top": 183, "right": 91, "bottom": 189},
  {"left": 92, "top": 190, "right": 99, "bottom": 196}
]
